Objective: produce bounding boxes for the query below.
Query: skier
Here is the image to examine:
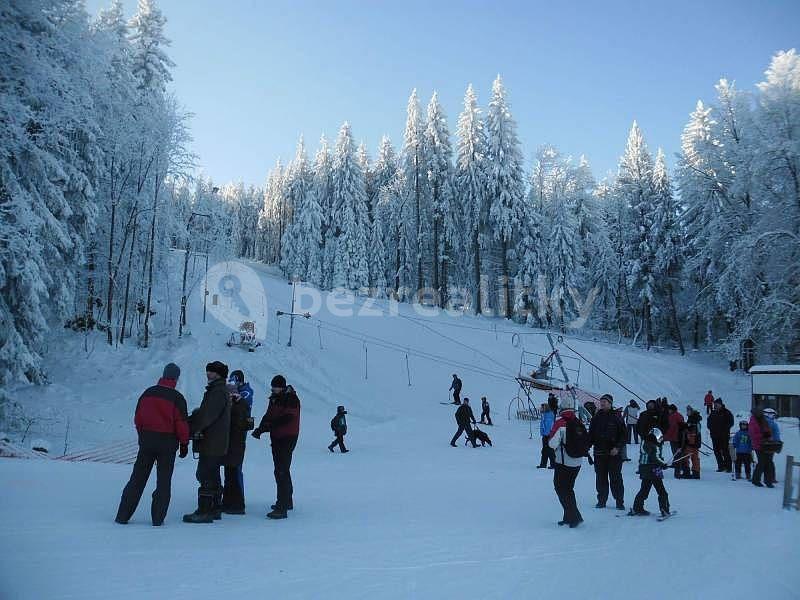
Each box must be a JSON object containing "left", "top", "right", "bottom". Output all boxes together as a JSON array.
[
  {"left": 589, "top": 394, "right": 626, "bottom": 510},
  {"left": 629, "top": 427, "right": 671, "bottom": 518},
  {"left": 663, "top": 404, "right": 685, "bottom": 463},
  {"left": 328, "top": 405, "right": 348, "bottom": 453},
  {"left": 449, "top": 374, "right": 462, "bottom": 405},
  {"left": 548, "top": 405, "right": 588, "bottom": 528},
  {"left": 221, "top": 370, "right": 254, "bottom": 514},
  {"left": 704, "top": 390, "right": 715, "bottom": 416},
  {"left": 479, "top": 396, "right": 492, "bottom": 425},
  {"left": 732, "top": 421, "right": 753, "bottom": 480},
  {"left": 537, "top": 402, "right": 556, "bottom": 469},
  {"left": 115, "top": 363, "right": 190, "bottom": 526},
  {"left": 183, "top": 361, "right": 232, "bottom": 524},
  {"left": 252, "top": 375, "right": 301, "bottom": 518},
  {"left": 623, "top": 399, "right": 640, "bottom": 445},
  {"left": 450, "top": 398, "right": 477, "bottom": 448},
  {"left": 707, "top": 398, "right": 734, "bottom": 472}
]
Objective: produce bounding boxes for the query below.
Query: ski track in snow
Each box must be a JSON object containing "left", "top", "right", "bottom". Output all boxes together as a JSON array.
[{"left": 1, "top": 256, "right": 798, "bottom": 599}]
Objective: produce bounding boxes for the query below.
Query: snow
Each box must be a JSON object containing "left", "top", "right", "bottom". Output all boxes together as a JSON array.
[
  {"left": 749, "top": 365, "right": 800, "bottom": 374},
  {"left": 1, "top": 257, "right": 799, "bottom": 599}
]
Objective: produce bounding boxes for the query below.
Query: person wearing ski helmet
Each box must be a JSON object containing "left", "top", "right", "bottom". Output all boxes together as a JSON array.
[{"left": 630, "top": 427, "right": 671, "bottom": 517}]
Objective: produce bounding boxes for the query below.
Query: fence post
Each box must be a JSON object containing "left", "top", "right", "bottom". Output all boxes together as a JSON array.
[{"left": 784, "top": 455, "right": 796, "bottom": 510}]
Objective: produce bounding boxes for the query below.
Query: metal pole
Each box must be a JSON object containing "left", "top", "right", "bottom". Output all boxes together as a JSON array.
[
  {"left": 546, "top": 332, "right": 578, "bottom": 411},
  {"left": 203, "top": 251, "right": 209, "bottom": 323},
  {"left": 288, "top": 281, "right": 297, "bottom": 347}
]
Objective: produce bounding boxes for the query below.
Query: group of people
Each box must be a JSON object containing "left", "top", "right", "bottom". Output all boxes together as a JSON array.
[
  {"left": 448, "top": 374, "right": 493, "bottom": 448},
  {"left": 115, "top": 362, "right": 308, "bottom": 526},
  {"left": 538, "top": 390, "right": 785, "bottom": 529}
]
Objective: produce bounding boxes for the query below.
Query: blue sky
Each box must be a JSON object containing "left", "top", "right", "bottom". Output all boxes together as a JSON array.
[{"left": 87, "top": 0, "right": 800, "bottom": 185}]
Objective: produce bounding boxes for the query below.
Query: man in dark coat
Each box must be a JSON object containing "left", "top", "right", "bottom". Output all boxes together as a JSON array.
[
  {"left": 328, "top": 405, "right": 348, "bottom": 453},
  {"left": 253, "top": 374, "right": 301, "bottom": 519},
  {"left": 221, "top": 371, "right": 254, "bottom": 514},
  {"left": 449, "top": 374, "right": 462, "bottom": 405},
  {"left": 637, "top": 400, "right": 661, "bottom": 439},
  {"left": 450, "top": 398, "right": 477, "bottom": 447},
  {"left": 116, "top": 363, "right": 189, "bottom": 526},
  {"left": 707, "top": 398, "right": 734, "bottom": 472},
  {"left": 183, "top": 361, "right": 231, "bottom": 524},
  {"left": 589, "top": 393, "right": 627, "bottom": 510}
]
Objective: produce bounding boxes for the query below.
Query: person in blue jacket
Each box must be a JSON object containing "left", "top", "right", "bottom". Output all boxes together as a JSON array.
[
  {"left": 537, "top": 402, "right": 556, "bottom": 469},
  {"left": 228, "top": 369, "right": 253, "bottom": 497},
  {"left": 731, "top": 421, "right": 753, "bottom": 480}
]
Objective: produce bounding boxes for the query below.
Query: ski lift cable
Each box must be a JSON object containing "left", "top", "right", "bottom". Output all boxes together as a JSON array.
[
  {"left": 558, "top": 339, "right": 646, "bottom": 403},
  {"left": 291, "top": 316, "right": 516, "bottom": 382}
]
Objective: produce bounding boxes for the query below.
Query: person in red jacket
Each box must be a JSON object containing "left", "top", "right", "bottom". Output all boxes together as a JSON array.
[
  {"left": 116, "top": 363, "right": 190, "bottom": 526},
  {"left": 663, "top": 404, "right": 685, "bottom": 460},
  {"left": 704, "top": 390, "right": 714, "bottom": 416},
  {"left": 252, "top": 374, "right": 301, "bottom": 519}
]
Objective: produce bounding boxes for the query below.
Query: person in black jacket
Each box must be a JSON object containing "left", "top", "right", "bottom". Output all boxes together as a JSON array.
[
  {"left": 449, "top": 374, "right": 462, "bottom": 405},
  {"left": 328, "top": 405, "right": 348, "bottom": 453},
  {"left": 221, "top": 376, "right": 254, "bottom": 514},
  {"left": 183, "top": 361, "right": 232, "bottom": 524},
  {"left": 116, "top": 363, "right": 190, "bottom": 526},
  {"left": 450, "top": 398, "right": 477, "bottom": 447},
  {"left": 589, "top": 394, "right": 627, "bottom": 510},
  {"left": 707, "top": 398, "right": 734, "bottom": 472},
  {"left": 637, "top": 400, "right": 661, "bottom": 439},
  {"left": 479, "top": 396, "right": 492, "bottom": 425}
]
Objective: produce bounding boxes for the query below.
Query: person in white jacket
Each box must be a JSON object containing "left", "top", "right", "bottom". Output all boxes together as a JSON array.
[{"left": 548, "top": 407, "right": 585, "bottom": 528}]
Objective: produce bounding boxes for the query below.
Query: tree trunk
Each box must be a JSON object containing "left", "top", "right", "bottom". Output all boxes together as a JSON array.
[
  {"left": 119, "top": 216, "right": 138, "bottom": 345},
  {"left": 693, "top": 313, "right": 700, "bottom": 350},
  {"left": 501, "top": 238, "right": 511, "bottom": 319},
  {"left": 473, "top": 229, "right": 482, "bottom": 314},
  {"left": 666, "top": 283, "right": 685, "bottom": 355},
  {"left": 105, "top": 199, "right": 116, "bottom": 345},
  {"left": 86, "top": 241, "right": 96, "bottom": 329},
  {"left": 143, "top": 169, "right": 161, "bottom": 348},
  {"left": 433, "top": 217, "right": 440, "bottom": 306}
]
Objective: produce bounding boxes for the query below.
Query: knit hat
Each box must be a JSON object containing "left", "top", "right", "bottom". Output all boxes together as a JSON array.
[
  {"left": 600, "top": 393, "right": 614, "bottom": 405},
  {"left": 229, "top": 369, "right": 245, "bottom": 384},
  {"left": 271, "top": 374, "right": 287, "bottom": 389},
  {"left": 206, "top": 361, "right": 228, "bottom": 379},
  {"left": 337, "top": 405, "right": 346, "bottom": 414},
  {"left": 162, "top": 363, "right": 180, "bottom": 380}
]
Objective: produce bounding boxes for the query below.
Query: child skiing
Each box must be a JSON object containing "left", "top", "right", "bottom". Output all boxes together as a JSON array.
[
  {"left": 328, "top": 406, "right": 348, "bottom": 453},
  {"left": 732, "top": 421, "right": 753, "bottom": 480},
  {"left": 629, "top": 427, "right": 671, "bottom": 518},
  {"left": 679, "top": 423, "right": 702, "bottom": 479}
]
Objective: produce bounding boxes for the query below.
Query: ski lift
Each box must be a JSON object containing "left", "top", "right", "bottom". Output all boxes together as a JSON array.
[{"left": 226, "top": 321, "right": 262, "bottom": 352}]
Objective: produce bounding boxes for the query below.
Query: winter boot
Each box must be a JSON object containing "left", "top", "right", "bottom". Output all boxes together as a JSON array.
[
  {"left": 183, "top": 490, "right": 215, "bottom": 524},
  {"left": 212, "top": 489, "right": 223, "bottom": 520},
  {"left": 691, "top": 471, "right": 700, "bottom": 479},
  {"left": 595, "top": 502, "right": 606, "bottom": 509},
  {"left": 267, "top": 507, "right": 288, "bottom": 519},
  {"left": 627, "top": 508, "right": 650, "bottom": 516},
  {"left": 328, "top": 444, "right": 335, "bottom": 452},
  {"left": 615, "top": 501, "right": 626, "bottom": 510},
  {"left": 271, "top": 502, "right": 293, "bottom": 511}
]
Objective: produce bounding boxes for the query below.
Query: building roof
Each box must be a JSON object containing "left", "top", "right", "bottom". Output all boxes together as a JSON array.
[{"left": 749, "top": 364, "right": 800, "bottom": 374}]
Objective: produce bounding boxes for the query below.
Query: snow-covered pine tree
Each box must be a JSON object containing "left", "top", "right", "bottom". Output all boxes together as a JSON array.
[
  {"left": 401, "top": 89, "right": 429, "bottom": 300},
  {"left": 486, "top": 76, "right": 525, "bottom": 318},
  {"left": 617, "top": 121, "right": 656, "bottom": 349},
  {"left": 128, "top": 0, "right": 175, "bottom": 94},
  {"left": 424, "top": 92, "right": 456, "bottom": 307},
  {"left": 331, "top": 122, "right": 369, "bottom": 291},
  {"left": 372, "top": 136, "right": 398, "bottom": 292},
  {"left": 455, "top": 84, "right": 488, "bottom": 314},
  {"left": 312, "top": 136, "right": 335, "bottom": 288}
]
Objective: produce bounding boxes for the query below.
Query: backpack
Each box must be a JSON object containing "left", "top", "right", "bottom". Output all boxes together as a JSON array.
[{"left": 564, "top": 418, "right": 591, "bottom": 458}]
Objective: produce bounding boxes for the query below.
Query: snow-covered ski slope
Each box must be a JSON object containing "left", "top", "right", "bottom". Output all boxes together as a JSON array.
[{"left": 1, "top": 257, "right": 798, "bottom": 599}]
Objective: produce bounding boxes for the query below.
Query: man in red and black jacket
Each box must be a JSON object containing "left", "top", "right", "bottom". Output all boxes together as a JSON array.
[
  {"left": 252, "top": 374, "right": 300, "bottom": 519},
  {"left": 116, "top": 363, "right": 189, "bottom": 526}
]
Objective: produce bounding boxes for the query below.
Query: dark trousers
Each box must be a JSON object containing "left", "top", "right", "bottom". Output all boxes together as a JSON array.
[
  {"left": 329, "top": 433, "right": 347, "bottom": 452},
  {"left": 272, "top": 437, "right": 297, "bottom": 510},
  {"left": 735, "top": 453, "right": 752, "bottom": 479},
  {"left": 453, "top": 389, "right": 461, "bottom": 404},
  {"left": 752, "top": 450, "right": 775, "bottom": 485},
  {"left": 553, "top": 464, "right": 582, "bottom": 525},
  {"left": 712, "top": 434, "right": 732, "bottom": 471},
  {"left": 451, "top": 423, "right": 476, "bottom": 447},
  {"left": 222, "top": 464, "right": 245, "bottom": 510},
  {"left": 593, "top": 454, "right": 624, "bottom": 505},
  {"left": 633, "top": 477, "right": 670, "bottom": 513},
  {"left": 539, "top": 435, "right": 555, "bottom": 467},
  {"left": 626, "top": 424, "right": 639, "bottom": 445},
  {"left": 116, "top": 445, "right": 177, "bottom": 525},
  {"left": 480, "top": 408, "right": 492, "bottom": 425}
]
